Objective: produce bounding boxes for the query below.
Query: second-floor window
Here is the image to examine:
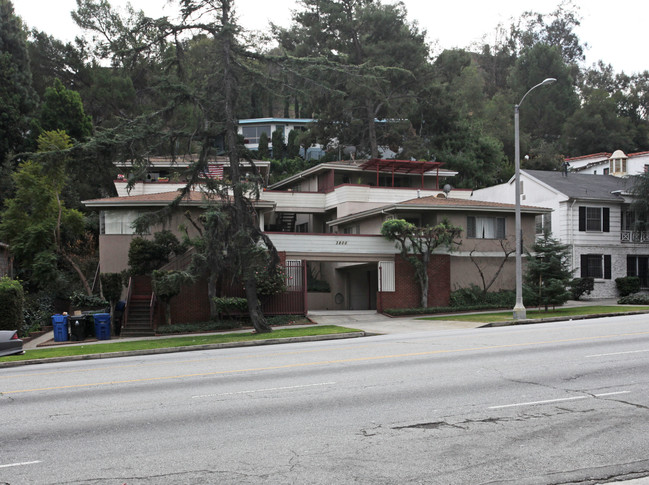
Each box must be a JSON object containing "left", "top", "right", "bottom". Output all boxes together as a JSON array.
[
  {"left": 467, "top": 216, "right": 505, "bottom": 239},
  {"left": 578, "top": 207, "right": 610, "bottom": 232}
]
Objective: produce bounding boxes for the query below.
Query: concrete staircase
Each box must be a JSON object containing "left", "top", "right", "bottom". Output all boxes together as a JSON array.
[{"left": 122, "top": 277, "right": 156, "bottom": 337}]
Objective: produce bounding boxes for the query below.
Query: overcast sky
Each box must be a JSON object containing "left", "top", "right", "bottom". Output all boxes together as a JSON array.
[{"left": 13, "top": 0, "right": 649, "bottom": 75}]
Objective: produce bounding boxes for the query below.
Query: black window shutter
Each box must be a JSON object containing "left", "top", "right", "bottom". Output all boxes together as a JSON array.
[
  {"left": 581, "top": 254, "right": 587, "bottom": 277},
  {"left": 604, "top": 255, "right": 612, "bottom": 279},
  {"left": 579, "top": 207, "right": 586, "bottom": 231},
  {"left": 603, "top": 208, "right": 610, "bottom": 232}
]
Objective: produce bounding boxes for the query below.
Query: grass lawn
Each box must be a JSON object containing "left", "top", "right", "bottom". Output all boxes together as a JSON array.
[
  {"left": 417, "top": 306, "right": 649, "bottom": 324},
  {"left": 0, "top": 325, "right": 361, "bottom": 363}
]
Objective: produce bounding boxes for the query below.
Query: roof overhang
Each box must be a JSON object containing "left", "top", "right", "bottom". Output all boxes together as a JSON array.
[
  {"left": 328, "top": 199, "right": 550, "bottom": 227},
  {"left": 83, "top": 191, "right": 276, "bottom": 210}
]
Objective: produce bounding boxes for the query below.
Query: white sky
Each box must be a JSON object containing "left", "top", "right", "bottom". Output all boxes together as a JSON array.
[{"left": 13, "top": 0, "right": 649, "bottom": 75}]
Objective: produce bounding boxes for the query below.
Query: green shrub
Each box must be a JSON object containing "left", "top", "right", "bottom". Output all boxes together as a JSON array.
[
  {"left": 617, "top": 293, "right": 649, "bottom": 305},
  {"left": 255, "top": 265, "right": 287, "bottom": 296},
  {"left": 569, "top": 277, "right": 594, "bottom": 300},
  {"left": 213, "top": 297, "right": 249, "bottom": 317},
  {"left": 616, "top": 276, "right": 641, "bottom": 297},
  {"left": 100, "top": 273, "right": 124, "bottom": 308},
  {"left": 156, "top": 320, "right": 243, "bottom": 334},
  {"left": 23, "top": 292, "right": 55, "bottom": 335},
  {"left": 0, "top": 277, "right": 24, "bottom": 332},
  {"left": 450, "top": 285, "right": 515, "bottom": 308},
  {"left": 384, "top": 304, "right": 508, "bottom": 316},
  {"left": 70, "top": 291, "right": 108, "bottom": 310}
]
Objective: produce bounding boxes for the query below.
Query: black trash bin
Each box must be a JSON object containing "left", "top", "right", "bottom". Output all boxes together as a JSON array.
[{"left": 69, "top": 315, "right": 88, "bottom": 341}]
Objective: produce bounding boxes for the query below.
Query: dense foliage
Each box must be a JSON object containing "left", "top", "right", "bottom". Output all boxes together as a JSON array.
[
  {"left": 0, "top": 276, "right": 24, "bottom": 331},
  {"left": 615, "top": 276, "right": 641, "bottom": 297}
]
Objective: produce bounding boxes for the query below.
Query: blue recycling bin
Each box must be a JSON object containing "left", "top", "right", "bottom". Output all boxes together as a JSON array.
[
  {"left": 93, "top": 313, "right": 111, "bottom": 340},
  {"left": 52, "top": 314, "right": 69, "bottom": 342}
]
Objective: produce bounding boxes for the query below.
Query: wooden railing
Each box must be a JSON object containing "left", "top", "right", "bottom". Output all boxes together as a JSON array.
[{"left": 621, "top": 231, "right": 649, "bottom": 243}]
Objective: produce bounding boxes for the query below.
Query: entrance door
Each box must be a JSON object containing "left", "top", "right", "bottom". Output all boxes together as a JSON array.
[{"left": 347, "top": 265, "right": 378, "bottom": 310}]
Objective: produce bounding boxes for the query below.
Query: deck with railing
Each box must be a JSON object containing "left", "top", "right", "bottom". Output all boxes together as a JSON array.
[{"left": 621, "top": 231, "right": 649, "bottom": 243}]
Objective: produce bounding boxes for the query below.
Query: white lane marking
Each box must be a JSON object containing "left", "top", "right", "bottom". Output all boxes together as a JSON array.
[
  {"left": 192, "top": 382, "right": 336, "bottom": 399},
  {"left": 0, "top": 460, "right": 42, "bottom": 469},
  {"left": 587, "top": 349, "right": 649, "bottom": 358},
  {"left": 489, "top": 391, "right": 631, "bottom": 409}
]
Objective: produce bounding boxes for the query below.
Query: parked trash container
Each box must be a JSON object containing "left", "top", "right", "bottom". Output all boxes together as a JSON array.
[
  {"left": 52, "top": 314, "right": 69, "bottom": 342},
  {"left": 93, "top": 313, "right": 111, "bottom": 340},
  {"left": 113, "top": 301, "right": 126, "bottom": 336},
  {"left": 69, "top": 315, "right": 87, "bottom": 341}
]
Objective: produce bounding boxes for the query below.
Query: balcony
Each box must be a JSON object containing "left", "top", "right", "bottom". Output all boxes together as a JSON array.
[{"left": 621, "top": 231, "right": 649, "bottom": 243}]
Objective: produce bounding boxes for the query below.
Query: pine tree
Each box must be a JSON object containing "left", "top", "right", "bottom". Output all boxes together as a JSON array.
[{"left": 523, "top": 231, "right": 573, "bottom": 310}]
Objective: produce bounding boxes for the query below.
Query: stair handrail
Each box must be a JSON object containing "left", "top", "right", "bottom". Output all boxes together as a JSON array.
[
  {"left": 123, "top": 276, "right": 133, "bottom": 329},
  {"left": 150, "top": 292, "right": 157, "bottom": 332}
]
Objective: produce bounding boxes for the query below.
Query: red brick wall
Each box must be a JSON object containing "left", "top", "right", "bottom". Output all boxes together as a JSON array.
[{"left": 377, "top": 254, "right": 451, "bottom": 312}]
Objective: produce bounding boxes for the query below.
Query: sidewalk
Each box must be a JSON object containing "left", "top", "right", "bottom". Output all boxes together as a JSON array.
[{"left": 23, "top": 298, "right": 624, "bottom": 349}]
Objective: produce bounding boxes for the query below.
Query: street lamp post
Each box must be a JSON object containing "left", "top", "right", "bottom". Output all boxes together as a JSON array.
[{"left": 513, "top": 77, "right": 556, "bottom": 320}]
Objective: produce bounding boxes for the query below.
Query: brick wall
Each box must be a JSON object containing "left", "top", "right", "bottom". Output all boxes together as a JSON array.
[{"left": 378, "top": 254, "right": 451, "bottom": 311}]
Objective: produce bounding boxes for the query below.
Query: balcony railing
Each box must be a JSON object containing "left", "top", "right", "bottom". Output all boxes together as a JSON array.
[{"left": 621, "top": 231, "right": 649, "bottom": 243}]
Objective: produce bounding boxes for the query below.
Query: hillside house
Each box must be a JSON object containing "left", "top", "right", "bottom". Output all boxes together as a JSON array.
[{"left": 84, "top": 158, "right": 548, "bottom": 331}]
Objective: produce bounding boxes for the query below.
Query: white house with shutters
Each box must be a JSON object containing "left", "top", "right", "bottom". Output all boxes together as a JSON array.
[{"left": 473, "top": 170, "right": 644, "bottom": 298}]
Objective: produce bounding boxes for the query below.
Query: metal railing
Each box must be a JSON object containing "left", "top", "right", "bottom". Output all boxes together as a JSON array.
[
  {"left": 150, "top": 292, "right": 157, "bottom": 332},
  {"left": 123, "top": 277, "right": 133, "bottom": 329},
  {"left": 621, "top": 231, "right": 649, "bottom": 243}
]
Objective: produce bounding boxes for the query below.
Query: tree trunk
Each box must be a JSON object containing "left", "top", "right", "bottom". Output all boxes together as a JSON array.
[
  {"left": 61, "top": 252, "right": 93, "bottom": 295},
  {"left": 245, "top": 275, "right": 272, "bottom": 333},
  {"left": 207, "top": 272, "right": 218, "bottom": 318},
  {"left": 221, "top": 0, "right": 271, "bottom": 333}
]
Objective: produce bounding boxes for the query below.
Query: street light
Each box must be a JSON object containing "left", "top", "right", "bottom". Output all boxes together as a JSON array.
[{"left": 513, "top": 77, "right": 556, "bottom": 320}]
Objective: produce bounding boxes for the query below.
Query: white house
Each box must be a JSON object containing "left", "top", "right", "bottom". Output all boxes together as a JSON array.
[
  {"left": 473, "top": 170, "right": 644, "bottom": 298},
  {"left": 566, "top": 150, "right": 649, "bottom": 176}
]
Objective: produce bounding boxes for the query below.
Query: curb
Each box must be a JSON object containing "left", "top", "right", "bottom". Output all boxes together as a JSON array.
[
  {"left": 0, "top": 332, "right": 366, "bottom": 368},
  {"left": 480, "top": 310, "right": 649, "bottom": 327}
]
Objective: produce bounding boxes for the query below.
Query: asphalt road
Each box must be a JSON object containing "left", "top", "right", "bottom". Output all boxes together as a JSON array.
[{"left": 3, "top": 314, "right": 649, "bottom": 484}]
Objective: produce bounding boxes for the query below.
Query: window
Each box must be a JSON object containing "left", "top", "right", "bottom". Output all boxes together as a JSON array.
[
  {"left": 241, "top": 125, "right": 271, "bottom": 144},
  {"left": 343, "top": 225, "right": 360, "bottom": 234},
  {"left": 610, "top": 158, "right": 627, "bottom": 173},
  {"left": 622, "top": 210, "right": 636, "bottom": 231},
  {"left": 101, "top": 210, "right": 150, "bottom": 235},
  {"left": 580, "top": 254, "right": 611, "bottom": 279},
  {"left": 535, "top": 213, "right": 552, "bottom": 235},
  {"left": 578, "top": 207, "right": 610, "bottom": 232},
  {"left": 627, "top": 255, "right": 649, "bottom": 288},
  {"left": 467, "top": 216, "right": 506, "bottom": 239}
]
